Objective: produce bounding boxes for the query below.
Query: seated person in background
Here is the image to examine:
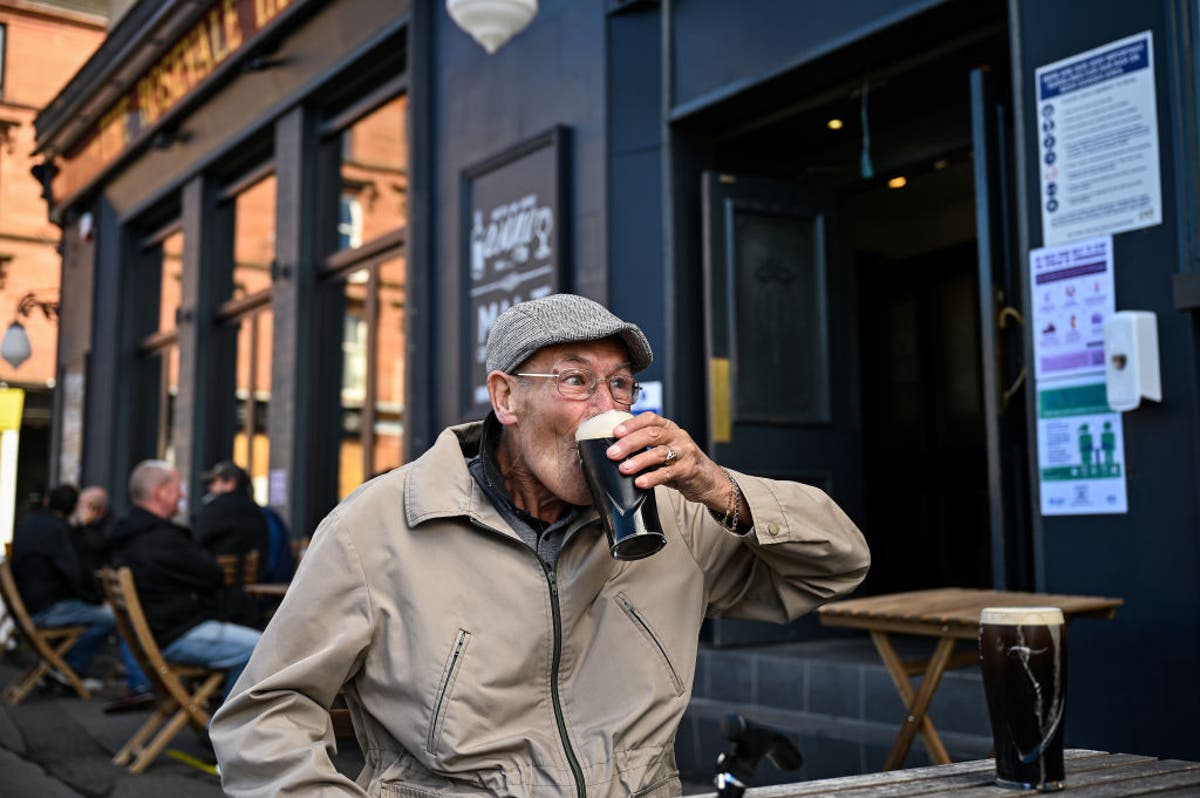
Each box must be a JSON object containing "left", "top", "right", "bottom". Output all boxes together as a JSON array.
[
  {"left": 111, "top": 460, "right": 260, "bottom": 699},
  {"left": 11, "top": 484, "right": 153, "bottom": 709},
  {"left": 71, "top": 485, "right": 115, "bottom": 588},
  {"left": 193, "top": 461, "right": 270, "bottom": 581},
  {"left": 194, "top": 461, "right": 271, "bottom": 626}
]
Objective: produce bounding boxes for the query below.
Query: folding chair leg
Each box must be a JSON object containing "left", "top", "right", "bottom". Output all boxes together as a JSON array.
[
  {"left": 129, "top": 708, "right": 194, "bottom": 774},
  {"left": 114, "top": 704, "right": 172, "bottom": 766},
  {"left": 48, "top": 635, "right": 91, "bottom": 700},
  {"left": 3, "top": 660, "right": 49, "bottom": 705}
]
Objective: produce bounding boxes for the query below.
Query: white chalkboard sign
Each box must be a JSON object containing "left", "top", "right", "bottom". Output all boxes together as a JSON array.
[{"left": 461, "top": 126, "right": 569, "bottom": 418}]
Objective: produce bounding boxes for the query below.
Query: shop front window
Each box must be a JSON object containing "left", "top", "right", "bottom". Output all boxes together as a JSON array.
[
  {"left": 138, "top": 225, "right": 183, "bottom": 464},
  {"left": 231, "top": 306, "right": 273, "bottom": 503},
  {"left": 334, "top": 253, "right": 406, "bottom": 499},
  {"left": 219, "top": 170, "right": 276, "bottom": 501},
  {"left": 336, "top": 94, "right": 407, "bottom": 252}
]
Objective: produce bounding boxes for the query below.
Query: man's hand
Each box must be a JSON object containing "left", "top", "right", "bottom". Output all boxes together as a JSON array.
[{"left": 607, "top": 412, "right": 746, "bottom": 524}]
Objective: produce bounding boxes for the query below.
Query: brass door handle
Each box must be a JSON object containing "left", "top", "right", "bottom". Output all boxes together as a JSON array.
[{"left": 996, "top": 305, "right": 1025, "bottom": 414}]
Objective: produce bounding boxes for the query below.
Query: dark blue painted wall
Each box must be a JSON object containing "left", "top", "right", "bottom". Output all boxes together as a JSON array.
[
  {"left": 607, "top": 5, "right": 666, "bottom": 392},
  {"left": 1016, "top": 0, "right": 1200, "bottom": 760},
  {"left": 670, "top": 0, "right": 946, "bottom": 113},
  {"left": 431, "top": 0, "right": 616, "bottom": 428}
]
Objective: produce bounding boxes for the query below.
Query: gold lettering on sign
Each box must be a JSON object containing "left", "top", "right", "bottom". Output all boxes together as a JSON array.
[
  {"left": 254, "top": 0, "right": 291, "bottom": 28},
  {"left": 224, "top": 0, "right": 243, "bottom": 52}
]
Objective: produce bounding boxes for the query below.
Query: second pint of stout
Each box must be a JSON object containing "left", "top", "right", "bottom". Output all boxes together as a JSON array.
[
  {"left": 575, "top": 410, "right": 666, "bottom": 560},
  {"left": 978, "top": 607, "right": 1067, "bottom": 792}
]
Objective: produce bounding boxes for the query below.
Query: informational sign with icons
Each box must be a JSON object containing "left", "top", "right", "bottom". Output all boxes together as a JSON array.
[
  {"left": 1036, "top": 31, "right": 1162, "bottom": 246},
  {"left": 1030, "top": 236, "right": 1128, "bottom": 514}
]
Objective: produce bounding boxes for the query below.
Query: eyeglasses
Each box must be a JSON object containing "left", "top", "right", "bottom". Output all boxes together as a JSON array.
[{"left": 515, "top": 368, "right": 642, "bottom": 405}]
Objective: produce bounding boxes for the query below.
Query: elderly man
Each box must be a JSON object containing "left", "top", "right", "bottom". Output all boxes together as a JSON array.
[
  {"left": 211, "top": 294, "right": 870, "bottom": 796},
  {"left": 109, "top": 460, "right": 261, "bottom": 697}
]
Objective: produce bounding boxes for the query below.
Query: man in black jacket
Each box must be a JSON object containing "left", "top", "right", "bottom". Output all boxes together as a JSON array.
[
  {"left": 194, "top": 461, "right": 270, "bottom": 578},
  {"left": 11, "top": 484, "right": 151, "bottom": 703},
  {"left": 110, "top": 460, "right": 261, "bottom": 698},
  {"left": 193, "top": 461, "right": 270, "bottom": 626}
]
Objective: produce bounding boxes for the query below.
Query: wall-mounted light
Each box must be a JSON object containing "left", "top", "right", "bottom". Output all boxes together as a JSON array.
[
  {"left": 887, "top": 176, "right": 907, "bottom": 189},
  {"left": 1, "top": 291, "right": 58, "bottom": 370},
  {"left": 827, "top": 118, "right": 844, "bottom": 130},
  {"left": 447, "top": 0, "right": 538, "bottom": 55}
]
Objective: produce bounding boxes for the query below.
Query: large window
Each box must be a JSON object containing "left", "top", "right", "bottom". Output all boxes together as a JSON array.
[
  {"left": 332, "top": 254, "right": 405, "bottom": 499},
  {"left": 136, "top": 224, "right": 183, "bottom": 463},
  {"left": 336, "top": 94, "right": 407, "bottom": 251},
  {"left": 322, "top": 92, "right": 408, "bottom": 500},
  {"left": 218, "top": 171, "right": 276, "bottom": 502}
]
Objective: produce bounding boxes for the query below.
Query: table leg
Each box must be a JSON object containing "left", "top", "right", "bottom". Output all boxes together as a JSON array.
[{"left": 871, "top": 632, "right": 955, "bottom": 769}]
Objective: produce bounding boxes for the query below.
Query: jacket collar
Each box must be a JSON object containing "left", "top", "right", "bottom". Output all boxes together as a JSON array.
[{"left": 403, "top": 422, "right": 516, "bottom": 537}]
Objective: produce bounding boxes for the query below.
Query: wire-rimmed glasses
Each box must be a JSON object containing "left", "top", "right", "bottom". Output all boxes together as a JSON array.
[{"left": 514, "top": 368, "right": 642, "bottom": 406}]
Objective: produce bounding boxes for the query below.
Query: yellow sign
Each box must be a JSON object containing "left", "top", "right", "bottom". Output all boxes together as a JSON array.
[
  {"left": 0, "top": 388, "right": 25, "bottom": 432},
  {"left": 710, "top": 358, "right": 731, "bottom": 444}
]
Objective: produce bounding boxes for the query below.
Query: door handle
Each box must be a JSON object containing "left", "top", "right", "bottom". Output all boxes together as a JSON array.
[{"left": 996, "top": 305, "right": 1025, "bottom": 414}]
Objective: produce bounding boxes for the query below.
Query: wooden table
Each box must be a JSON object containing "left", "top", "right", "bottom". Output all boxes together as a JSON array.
[
  {"left": 727, "top": 750, "right": 1200, "bottom": 796},
  {"left": 817, "top": 588, "right": 1123, "bottom": 770},
  {"left": 243, "top": 582, "right": 289, "bottom": 598}
]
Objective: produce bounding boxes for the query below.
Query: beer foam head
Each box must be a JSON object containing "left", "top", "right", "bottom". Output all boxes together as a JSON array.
[
  {"left": 575, "top": 410, "right": 634, "bottom": 441},
  {"left": 980, "top": 606, "right": 1064, "bottom": 626}
]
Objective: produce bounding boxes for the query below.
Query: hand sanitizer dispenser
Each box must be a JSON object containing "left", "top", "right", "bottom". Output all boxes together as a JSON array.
[{"left": 1103, "top": 311, "right": 1161, "bottom": 411}]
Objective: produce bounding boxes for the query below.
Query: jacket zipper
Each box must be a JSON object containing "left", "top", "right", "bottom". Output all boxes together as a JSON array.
[
  {"left": 467, "top": 517, "right": 586, "bottom": 797},
  {"left": 427, "top": 628, "right": 470, "bottom": 755},
  {"left": 542, "top": 559, "right": 587, "bottom": 798},
  {"left": 616, "top": 593, "right": 685, "bottom": 695}
]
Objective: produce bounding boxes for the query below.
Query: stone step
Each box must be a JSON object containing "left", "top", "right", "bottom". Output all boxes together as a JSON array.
[
  {"left": 675, "top": 697, "right": 994, "bottom": 785},
  {"left": 677, "top": 636, "right": 994, "bottom": 783}
]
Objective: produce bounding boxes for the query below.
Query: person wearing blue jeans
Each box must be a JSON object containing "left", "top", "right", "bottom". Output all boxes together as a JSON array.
[
  {"left": 110, "top": 460, "right": 261, "bottom": 700},
  {"left": 12, "top": 484, "right": 152, "bottom": 703},
  {"left": 31, "top": 599, "right": 151, "bottom": 694}
]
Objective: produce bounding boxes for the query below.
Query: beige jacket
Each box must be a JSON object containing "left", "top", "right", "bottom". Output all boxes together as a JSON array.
[{"left": 211, "top": 423, "right": 869, "bottom": 797}]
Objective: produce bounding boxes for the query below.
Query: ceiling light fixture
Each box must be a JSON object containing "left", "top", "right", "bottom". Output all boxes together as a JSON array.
[
  {"left": 447, "top": 0, "right": 538, "bottom": 55},
  {"left": 827, "top": 118, "right": 844, "bottom": 130}
]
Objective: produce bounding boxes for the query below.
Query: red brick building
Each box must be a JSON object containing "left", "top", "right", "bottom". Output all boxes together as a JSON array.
[{"left": 0, "top": 0, "right": 105, "bottom": 505}]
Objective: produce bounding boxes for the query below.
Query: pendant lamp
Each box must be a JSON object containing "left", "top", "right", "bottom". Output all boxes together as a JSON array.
[{"left": 447, "top": 0, "right": 537, "bottom": 55}]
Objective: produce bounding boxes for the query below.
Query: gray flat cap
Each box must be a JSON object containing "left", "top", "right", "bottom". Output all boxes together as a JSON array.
[{"left": 485, "top": 294, "right": 653, "bottom": 374}]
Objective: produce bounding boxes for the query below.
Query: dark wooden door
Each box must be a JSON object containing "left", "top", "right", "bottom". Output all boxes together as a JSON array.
[{"left": 701, "top": 172, "right": 863, "bottom": 643}]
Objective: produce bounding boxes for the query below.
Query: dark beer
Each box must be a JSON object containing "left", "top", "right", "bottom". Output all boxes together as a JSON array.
[
  {"left": 575, "top": 410, "right": 666, "bottom": 560},
  {"left": 979, "top": 607, "right": 1067, "bottom": 792}
]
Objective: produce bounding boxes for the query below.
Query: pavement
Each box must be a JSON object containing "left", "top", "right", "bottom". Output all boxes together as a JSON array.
[
  {"left": 0, "top": 649, "right": 363, "bottom": 797},
  {"left": 2, "top": 647, "right": 714, "bottom": 796}
]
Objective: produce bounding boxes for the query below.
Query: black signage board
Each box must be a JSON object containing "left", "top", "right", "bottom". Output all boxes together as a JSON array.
[{"left": 461, "top": 126, "right": 570, "bottom": 419}]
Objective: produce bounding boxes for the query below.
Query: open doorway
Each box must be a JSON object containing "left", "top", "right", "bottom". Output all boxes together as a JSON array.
[
  {"left": 692, "top": 7, "right": 1015, "bottom": 609},
  {"left": 856, "top": 170, "right": 990, "bottom": 592}
]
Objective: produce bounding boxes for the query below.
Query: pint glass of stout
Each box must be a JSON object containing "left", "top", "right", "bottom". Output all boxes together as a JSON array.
[
  {"left": 979, "top": 607, "right": 1067, "bottom": 792},
  {"left": 575, "top": 410, "right": 666, "bottom": 560}
]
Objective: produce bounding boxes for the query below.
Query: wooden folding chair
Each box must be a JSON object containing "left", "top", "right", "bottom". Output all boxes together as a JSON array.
[
  {"left": 216, "top": 550, "right": 260, "bottom": 587},
  {"left": 0, "top": 559, "right": 92, "bottom": 705},
  {"left": 100, "top": 567, "right": 226, "bottom": 774}
]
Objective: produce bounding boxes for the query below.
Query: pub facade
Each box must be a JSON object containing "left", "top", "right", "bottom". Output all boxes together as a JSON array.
[{"left": 34, "top": 0, "right": 1200, "bottom": 778}]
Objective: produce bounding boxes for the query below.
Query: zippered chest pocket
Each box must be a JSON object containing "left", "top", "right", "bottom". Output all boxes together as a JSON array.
[
  {"left": 427, "top": 628, "right": 471, "bottom": 755},
  {"left": 616, "top": 592, "right": 685, "bottom": 696}
]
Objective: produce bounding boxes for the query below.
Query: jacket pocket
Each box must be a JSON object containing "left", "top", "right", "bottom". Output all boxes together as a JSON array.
[
  {"left": 632, "top": 774, "right": 679, "bottom": 797},
  {"left": 616, "top": 592, "right": 684, "bottom": 696},
  {"left": 380, "top": 783, "right": 443, "bottom": 798},
  {"left": 426, "top": 628, "right": 471, "bottom": 755}
]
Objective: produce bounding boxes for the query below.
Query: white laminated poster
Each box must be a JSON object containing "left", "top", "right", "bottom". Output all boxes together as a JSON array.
[
  {"left": 1030, "top": 236, "right": 1128, "bottom": 515},
  {"left": 1036, "top": 31, "right": 1162, "bottom": 246}
]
